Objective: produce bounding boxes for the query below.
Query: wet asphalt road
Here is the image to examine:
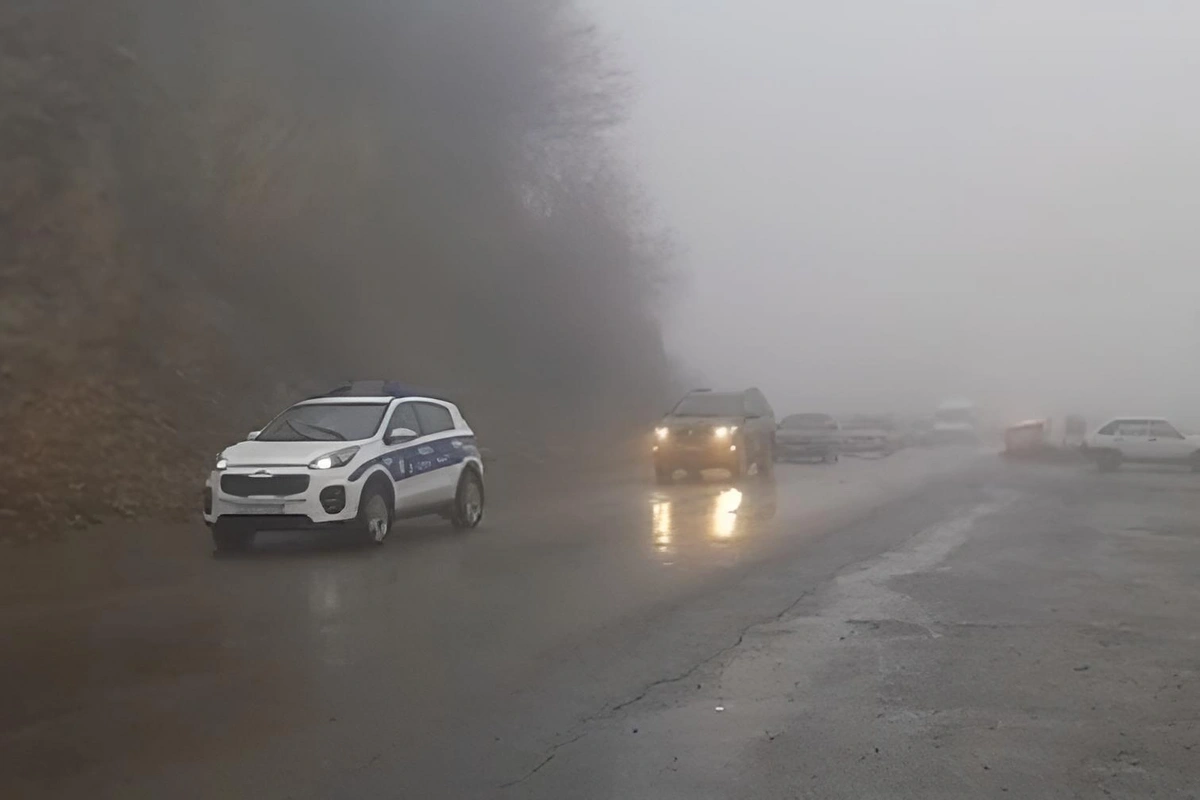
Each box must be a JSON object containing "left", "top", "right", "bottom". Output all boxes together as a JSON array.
[{"left": 3, "top": 449, "right": 1200, "bottom": 798}]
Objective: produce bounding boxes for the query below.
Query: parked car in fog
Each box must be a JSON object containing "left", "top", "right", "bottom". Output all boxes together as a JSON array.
[
  {"left": 1083, "top": 417, "right": 1200, "bottom": 472},
  {"left": 837, "top": 415, "right": 900, "bottom": 454},
  {"left": 931, "top": 397, "right": 980, "bottom": 444},
  {"left": 775, "top": 413, "right": 840, "bottom": 463}
]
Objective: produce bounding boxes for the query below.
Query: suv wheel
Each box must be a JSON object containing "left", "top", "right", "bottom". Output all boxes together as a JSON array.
[
  {"left": 358, "top": 485, "right": 393, "bottom": 544},
  {"left": 730, "top": 446, "right": 748, "bottom": 482},
  {"left": 758, "top": 441, "right": 774, "bottom": 478},
  {"left": 451, "top": 469, "right": 485, "bottom": 529}
]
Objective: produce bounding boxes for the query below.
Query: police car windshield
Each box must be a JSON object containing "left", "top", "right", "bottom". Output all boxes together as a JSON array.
[
  {"left": 257, "top": 402, "right": 388, "bottom": 442},
  {"left": 672, "top": 393, "right": 743, "bottom": 417}
]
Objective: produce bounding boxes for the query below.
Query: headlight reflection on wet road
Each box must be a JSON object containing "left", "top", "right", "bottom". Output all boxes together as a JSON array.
[
  {"left": 652, "top": 499, "right": 672, "bottom": 550},
  {"left": 711, "top": 488, "right": 742, "bottom": 539},
  {"left": 650, "top": 486, "right": 747, "bottom": 553}
]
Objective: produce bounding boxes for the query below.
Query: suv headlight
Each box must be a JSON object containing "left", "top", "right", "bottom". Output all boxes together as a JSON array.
[
  {"left": 713, "top": 426, "right": 738, "bottom": 439},
  {"left": 309, "top": 446, "right": 360, "bottom": 470},
  {"left": 655, "top": 427, "right": 670, "bottom": 441},
  {"left": 215, "top": 454, "right": 228, "bottom": 471}
]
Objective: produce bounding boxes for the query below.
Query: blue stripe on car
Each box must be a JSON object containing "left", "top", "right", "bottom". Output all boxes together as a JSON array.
[{"left": 348, "top": 436, "right": 479, "bottom": 482}]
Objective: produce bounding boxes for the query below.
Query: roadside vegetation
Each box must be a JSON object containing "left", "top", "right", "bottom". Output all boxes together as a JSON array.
[{"left": 0, "top": 1, "right": 672, "bottom": 538}]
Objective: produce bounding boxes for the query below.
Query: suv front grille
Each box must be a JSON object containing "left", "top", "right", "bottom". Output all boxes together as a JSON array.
[
  {"left": 221, "top": 474, "right": 310, "bottom": 497},
  {"left": 674, "top": 426, "right": 712, "bottom": 439}
]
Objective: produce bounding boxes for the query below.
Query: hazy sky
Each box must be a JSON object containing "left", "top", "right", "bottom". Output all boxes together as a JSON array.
[{"left": 586, "top": 0, "right": 1200, "bottom": 424}]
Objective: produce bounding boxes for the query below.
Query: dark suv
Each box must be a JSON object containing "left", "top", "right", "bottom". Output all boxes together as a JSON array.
[{"left": 652, "top": 388, "right": 776, "bottom": 483}]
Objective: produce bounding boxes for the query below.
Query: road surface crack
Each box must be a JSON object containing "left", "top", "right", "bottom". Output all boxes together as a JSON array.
[
  {"left": 497, "top": 587, "right": 820, "bottom": 791},
  {"left": 609, "top": 588, "right": 816, "bottom": 714},
  {"left": 497, "top": 731, "right": 588, "bottom": 789}
]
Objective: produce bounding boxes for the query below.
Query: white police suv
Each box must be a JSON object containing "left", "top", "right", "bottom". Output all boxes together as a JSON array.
[{"left": 203, "top": 381, "right": 485, "bottom": 552}]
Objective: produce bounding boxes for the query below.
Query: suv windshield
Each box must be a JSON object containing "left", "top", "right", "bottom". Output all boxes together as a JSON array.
[
  {"left": 671, "top": 393, "right": 744, "bottom": 417},
  {"left": 782, "top": 414, "right": 837, "bottom": 430},
  {"left": 257, "top": 402, "right": 388, "bottom": 442}
]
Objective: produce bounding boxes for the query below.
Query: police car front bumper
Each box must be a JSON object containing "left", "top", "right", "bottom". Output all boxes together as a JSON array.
[{"left": 203, "top": 467, "right": 364, "bottom": 527}]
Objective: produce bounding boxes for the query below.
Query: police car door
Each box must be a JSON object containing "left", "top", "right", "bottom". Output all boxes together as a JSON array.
[
  {"left": 411, "top": 401, "right": 462, "bottom": 504},
  {"left": 380, "top": 402, "right": 427, "bottom": 513}
]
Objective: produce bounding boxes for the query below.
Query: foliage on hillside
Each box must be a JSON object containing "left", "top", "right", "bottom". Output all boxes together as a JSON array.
[{"left": 0, "top": 1, "right": 671, "bottom": 538}]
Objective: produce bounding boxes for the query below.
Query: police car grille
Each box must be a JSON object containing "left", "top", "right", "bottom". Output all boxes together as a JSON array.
[{"left": 221, "top": 474, "right": 310, "bottom": 497}]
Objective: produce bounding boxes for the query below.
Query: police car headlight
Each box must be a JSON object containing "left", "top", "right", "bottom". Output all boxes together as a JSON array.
[{"left": 309, "top": 446, "right": 360, "bottom": 470}]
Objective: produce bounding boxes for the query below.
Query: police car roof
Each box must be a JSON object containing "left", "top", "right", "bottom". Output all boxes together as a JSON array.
[{"left": 309, "top": 380, "right": 452, "bottom": 403}]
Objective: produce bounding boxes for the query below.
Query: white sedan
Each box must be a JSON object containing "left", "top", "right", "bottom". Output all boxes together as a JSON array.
[{"left": 1084, "top": 417, "right": 1200, "bottom": 472}]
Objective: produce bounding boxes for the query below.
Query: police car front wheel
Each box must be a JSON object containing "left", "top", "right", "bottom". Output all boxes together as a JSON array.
[{"left": 357, "top": 485, "right": 394, "bottom": 544}]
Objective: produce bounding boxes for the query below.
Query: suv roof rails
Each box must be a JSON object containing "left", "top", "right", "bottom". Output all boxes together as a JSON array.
[{"left": 316, "top": 380, "right": 450, "bottom": 401}]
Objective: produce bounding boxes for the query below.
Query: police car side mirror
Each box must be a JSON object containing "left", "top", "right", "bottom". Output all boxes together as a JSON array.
[
  {"left": 385, "top": 427, "right": 418, "bottom": 445},
  {"left": 247, "top": 431, "right": 260, "bottom": 441}
]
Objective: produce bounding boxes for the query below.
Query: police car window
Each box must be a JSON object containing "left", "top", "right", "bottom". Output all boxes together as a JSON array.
[
  {"left": 386, "top": 403, "right": 420, "bottom": 435},
  {"left": 257, "top": 402, "right": 388, "bottom": 442},
  {"left": 414, "top": 402, "right": 454, "bottom": 435}
]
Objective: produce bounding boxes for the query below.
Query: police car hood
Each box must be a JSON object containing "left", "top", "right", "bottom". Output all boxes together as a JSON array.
[{"left": 221, "top": 439, "right": 357, "bottom": 468}]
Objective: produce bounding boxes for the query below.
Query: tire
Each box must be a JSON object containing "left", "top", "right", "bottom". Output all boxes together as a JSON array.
[
  {"left": 451, "top": 468, "right": 485, "bottom": 529},
  {"left": 655, "top": 464, "right": 674, "bottom": 485},
  {"left": 823, "top": 451, "right": 839, "bottom": 464},
  {"left": 729, "top": 446, "right": 748, "bottom": 482},
  {"left": 357, "top": 482, "right": 394, "bottom": 544},
  {"left": 758, "top": 441, "right": 774, "bottom": 478},
  {"left": 212, "top": 522, "right": 253, "bottom": 554},
  {"left": 1097, "top": 450, "right": 1122, "bottom": 473}
]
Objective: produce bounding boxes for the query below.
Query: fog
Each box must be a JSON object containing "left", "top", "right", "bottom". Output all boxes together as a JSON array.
[{"left": 589, "top": 1, "right": 1200, "bottom": 426}]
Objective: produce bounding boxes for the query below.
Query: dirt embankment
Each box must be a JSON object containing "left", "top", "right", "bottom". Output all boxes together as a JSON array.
[{"left": 0, "top": 2, "right": 671, "bottom": 541}]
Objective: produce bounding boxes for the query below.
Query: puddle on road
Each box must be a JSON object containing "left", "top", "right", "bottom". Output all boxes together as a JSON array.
[{"left": 648, "top": 481, "right": 780, "bottom": 560}]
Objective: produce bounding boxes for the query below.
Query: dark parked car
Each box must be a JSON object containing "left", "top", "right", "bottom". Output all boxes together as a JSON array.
[
  {"left": 775, "top": 413, "right": 840, "bottom": 463},
  {"left": 838, "top": 415, "right": 901, "bottom": 454},
  {"left": 652, "top": 388, "right": 775, "bottom": 483}
]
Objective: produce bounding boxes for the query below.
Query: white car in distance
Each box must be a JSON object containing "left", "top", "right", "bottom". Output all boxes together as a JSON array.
[{"left": 1084, "top": 417, "right": 1200, "bottom": 472}]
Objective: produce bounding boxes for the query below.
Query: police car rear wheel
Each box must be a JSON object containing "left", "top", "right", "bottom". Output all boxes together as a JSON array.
[{"left": 451, "top": 469, "right": 485, "bottom": 529}]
